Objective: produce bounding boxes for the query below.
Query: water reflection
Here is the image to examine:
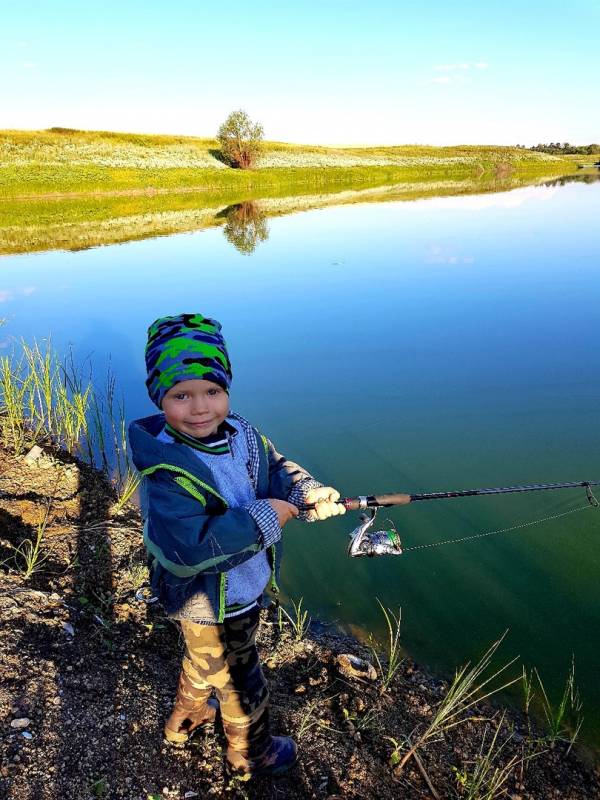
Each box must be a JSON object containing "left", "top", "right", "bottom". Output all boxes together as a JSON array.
[
  {"left": 216, "top": 201, "right": 269, "bottom": 255},
  {"left": 4, "top": 171, "right": 595, "bottom": 257},
  {"left": 542, "top": 171, "right": 600, "bottom": 187}
]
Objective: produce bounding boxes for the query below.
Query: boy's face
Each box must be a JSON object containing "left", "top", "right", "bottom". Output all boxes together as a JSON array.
[{"left": 161, "top": 378, "right": 230, "bottom": 437}]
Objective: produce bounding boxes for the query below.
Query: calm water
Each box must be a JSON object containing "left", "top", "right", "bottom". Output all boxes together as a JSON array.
[{"left": 3, "top": 177, "right": 600, "bottom": 746}]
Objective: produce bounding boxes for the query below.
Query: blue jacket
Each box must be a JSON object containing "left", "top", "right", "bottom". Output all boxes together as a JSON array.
[{"left": 128, "top": 412, "right": 318, "bottom": 623}]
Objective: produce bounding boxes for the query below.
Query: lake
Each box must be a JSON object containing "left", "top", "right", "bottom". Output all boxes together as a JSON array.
[{"left": 2, "top": 173, "right": 600, "bottom": 749}]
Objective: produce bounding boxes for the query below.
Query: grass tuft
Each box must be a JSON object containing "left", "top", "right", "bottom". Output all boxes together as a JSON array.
[
  {"left": 12, "top": 501, "right": 52, "bottom": 578},
  {"left": 369, "top": 599, "right": 403, "bottom": 693},
  {"left": 279, "top": 596, "right": 312, "bottom": 641},
  {"left": 534, "top": 658, "right": 583, "bottom": 753},
  {"left": 395, "top": 632, "right": 520, "bottom": 774},
  {"left": 452, "top": 712, "right": 542, "bottom": 800},
  {"left": 0, "top": 339, "right": 91, "bottom": 456}
]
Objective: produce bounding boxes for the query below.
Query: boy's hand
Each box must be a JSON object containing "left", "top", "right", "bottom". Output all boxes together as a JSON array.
[
  {"left": 305, "top": 487, "right": 346, "bottom": 522},
  {"left": 268, "top": 499, "right": 299, "bottom": 528}
]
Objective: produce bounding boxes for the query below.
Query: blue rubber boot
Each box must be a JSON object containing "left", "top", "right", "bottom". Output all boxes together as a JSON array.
[{"left": 227, "top": 736, "right": 298, "bottom": 779}]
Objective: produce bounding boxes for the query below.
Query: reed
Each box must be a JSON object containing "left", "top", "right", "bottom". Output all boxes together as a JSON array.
[
  {"left": 521, "top": 666, "right": 536, "bottom": 715},
  {"left": 452, "top": 712, "right": 540, "bottom": 800},
  {"left": 0, "top": 338, "right": 138, "bottom": 512},
  {"left": 0, "top": 340, "right": 91, "bottom": 455},
  {"left": 86, "top": 367, "right": 139, "bottom": 506},
  {"left": 111, "top": 468, "right": 141, "bottom": 514},
  {"left": 369, "top": 599, "right": 403, "bottom": 692},
  {"left": 395, "top": 633, "right": 519, "bottom": 774},
  {"left": 0, "top": 354, "right": 36, "bottom": 453},
  {"left": 279, "top": 596, "right": 312, "bottom": 641},
  {"left": 534, "top": 658, "right": 583, "bottom": 753}
]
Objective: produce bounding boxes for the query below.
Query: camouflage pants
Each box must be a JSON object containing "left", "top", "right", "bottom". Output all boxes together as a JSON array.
[{"left": 179, "top": 606, "right": 271, "bottom": 758}]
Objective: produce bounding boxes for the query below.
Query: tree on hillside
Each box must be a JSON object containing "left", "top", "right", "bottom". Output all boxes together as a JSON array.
[{"left": 217, "top": 110, "right": 264, "bottom": 169}]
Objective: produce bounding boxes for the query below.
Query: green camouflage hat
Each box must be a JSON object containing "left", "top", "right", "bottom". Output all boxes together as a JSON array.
[{"left": 145, "top": 313, "right": 232, "bottom": 407}]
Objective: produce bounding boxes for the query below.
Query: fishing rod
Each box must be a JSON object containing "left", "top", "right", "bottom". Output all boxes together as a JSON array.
[
  {"left": 301, "top": 480, "right": 600, "bottom": 558},
  {"left": 306, "top": 480, "right": 600, "bottom": 512}
]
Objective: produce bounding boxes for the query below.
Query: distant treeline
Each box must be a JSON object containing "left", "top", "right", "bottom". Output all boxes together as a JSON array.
[{"left": 520, "top": 143, "right": 600, "bottom": 156}]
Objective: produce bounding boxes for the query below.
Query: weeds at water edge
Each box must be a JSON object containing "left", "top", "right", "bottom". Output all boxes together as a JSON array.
[
  {"left": 534, "top": 658, "right": 583, "bottom": 753},
  {"left": 369, "top": 599, "right": 403, "bottom": 693},
  {"left": 279, "top": 596, "right": 312, "bottom": 641},
  {"left": 393, "top": 632, "right": 519, "bottom": 776},
  {"left": 0, "top": 338, "right": 91, "bottom": 456},
  {"left": 451, "top": 712, "right": 542, "bottom": 800}
]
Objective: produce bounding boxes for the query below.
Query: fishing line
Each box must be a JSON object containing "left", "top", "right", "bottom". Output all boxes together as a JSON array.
[{"left": 402, "top": 501, "right": 595, "bottom": 554}]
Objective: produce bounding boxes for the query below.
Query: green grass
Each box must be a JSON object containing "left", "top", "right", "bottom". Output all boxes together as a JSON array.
[{"left": 1, "top": 128, "right": 575, "bottom": 199}]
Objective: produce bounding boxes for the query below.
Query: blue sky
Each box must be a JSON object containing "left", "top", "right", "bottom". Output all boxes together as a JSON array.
[{"left": 2, "top": 0, "right": 599, "bottom": 145}]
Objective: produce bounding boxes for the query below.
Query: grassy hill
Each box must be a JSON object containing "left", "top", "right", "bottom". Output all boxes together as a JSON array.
[{"left": 0, "top": 128, "right": 577, "bottom": 199}]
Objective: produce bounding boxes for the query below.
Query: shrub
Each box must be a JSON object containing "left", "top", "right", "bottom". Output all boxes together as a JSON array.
[{"left": 217, "top": 109, "right": 264, "bottom": 169}]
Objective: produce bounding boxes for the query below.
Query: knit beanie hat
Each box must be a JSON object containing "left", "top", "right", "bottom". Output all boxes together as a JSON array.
[{"left": 145, "top": 313, "right": 232, "bottom": 408}]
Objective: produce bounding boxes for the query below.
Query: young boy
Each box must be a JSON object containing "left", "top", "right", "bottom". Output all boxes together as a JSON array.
[{"left": 128, "top": 313, "right": 345, "bottom": 778}]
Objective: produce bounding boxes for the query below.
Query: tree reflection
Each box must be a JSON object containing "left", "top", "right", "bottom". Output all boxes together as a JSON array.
[
  {"left": 218, "top": 201, "right": 269, "bottom": 255},
  {"left": 542, "top": 172, "right": 600, "bottom": 187}
]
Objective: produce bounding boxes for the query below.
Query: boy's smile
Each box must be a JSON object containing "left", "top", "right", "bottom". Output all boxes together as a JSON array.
[{"left": 161, "top": 378, "right": 230, "bottom": 437}]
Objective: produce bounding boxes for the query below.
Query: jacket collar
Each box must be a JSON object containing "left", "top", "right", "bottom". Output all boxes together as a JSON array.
[{"left": 129, "top": 413, "right": 214, "bottom": 480}]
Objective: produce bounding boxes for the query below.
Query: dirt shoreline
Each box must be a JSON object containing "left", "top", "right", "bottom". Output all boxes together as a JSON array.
[{"left": 1, "top": 445, "right": 599, "bottom": 799}]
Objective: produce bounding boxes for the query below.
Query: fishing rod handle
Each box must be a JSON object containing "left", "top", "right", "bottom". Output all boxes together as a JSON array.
[
  {"left": 300, "top": 493, "right": 412, "bottom": 512},
  {"left": 347, "top": 493, "right": 412, "bottom": 510}
]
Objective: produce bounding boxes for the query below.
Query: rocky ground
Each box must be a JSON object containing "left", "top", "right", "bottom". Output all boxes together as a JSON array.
[{"left": 1, "top": 445, "right": 599, "bottom": 800}]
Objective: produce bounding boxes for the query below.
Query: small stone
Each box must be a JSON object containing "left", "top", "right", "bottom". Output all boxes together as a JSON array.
[
  {"left": 23, "top": 445, "right": 44, "bottom": 465},
  {"left": 66, "top": 666, "right": 73, "bottom": 672},
  {"left": 10, "top": 718, "right": 30, "bottom": 729},
  {"left": 62, "top": 622, "right": 75, "bottom": 637},
  {"left": 184, "top": 793, "right": 199, "bottom": 799},
  {"left": 52, "top": 697, "right": 61, "bottom": 706},
  {"left": 294, "top": 684, "right": 307, "bottom": 694},
  {"left": 21, "top": 732, "right": 33, "bottom": 740}
]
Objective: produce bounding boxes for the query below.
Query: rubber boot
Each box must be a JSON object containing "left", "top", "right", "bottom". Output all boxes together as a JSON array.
[
  {"left": 224, "top": 707, "right": 298, "bottom": 779},
  {"left": 163, "top": 671, "right": 219, "bottom": 745},
  {"left": 227, "top": 736, "right": 298, "bottom": 779}
]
